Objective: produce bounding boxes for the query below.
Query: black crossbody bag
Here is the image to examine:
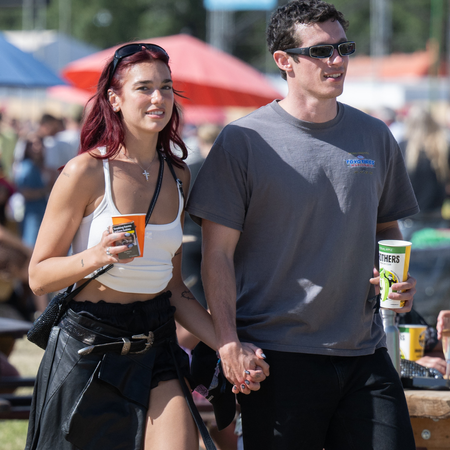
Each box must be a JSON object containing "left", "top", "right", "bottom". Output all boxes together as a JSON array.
[{"left": 27, "top": 151, "right": 167, "bottom": 350}]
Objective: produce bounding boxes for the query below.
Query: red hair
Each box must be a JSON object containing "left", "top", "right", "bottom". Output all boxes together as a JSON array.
[{"left": 80, "top": 45, "right": 187, "bottom": 167}]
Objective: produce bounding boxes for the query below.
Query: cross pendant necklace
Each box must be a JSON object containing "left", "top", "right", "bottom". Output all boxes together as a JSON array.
[{"left": 121, "top": 150, "right": 156, "bottom": 181}]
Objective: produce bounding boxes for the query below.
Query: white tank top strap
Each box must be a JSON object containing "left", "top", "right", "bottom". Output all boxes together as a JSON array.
[{"left": 98, "top": 147, "right": 113, "bottom": 204}]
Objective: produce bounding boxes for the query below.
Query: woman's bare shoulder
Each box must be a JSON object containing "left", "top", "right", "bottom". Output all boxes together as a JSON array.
[
  {"left": 47, "top": 151, "right": 105, "bottom": 208},
  {"left": 58, "top": 150, "right": 104, "bottom": 186}
]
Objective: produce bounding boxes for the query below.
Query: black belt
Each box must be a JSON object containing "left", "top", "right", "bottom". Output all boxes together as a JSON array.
[{"left": 59, "top": 309, "right": 177, "bottom": 356}]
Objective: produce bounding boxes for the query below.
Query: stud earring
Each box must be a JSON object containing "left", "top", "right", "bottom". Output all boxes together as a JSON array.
[{"left": 113, "top": 106, "right": 119, "bottom": 112}]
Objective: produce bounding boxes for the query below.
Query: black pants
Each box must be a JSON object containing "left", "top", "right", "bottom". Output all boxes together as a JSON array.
[{"left": 238, "top": 348, "right": 415, "bottom": 450}]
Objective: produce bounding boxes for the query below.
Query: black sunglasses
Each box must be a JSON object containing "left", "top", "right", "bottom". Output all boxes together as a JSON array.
[
  {"left": 108, "top": 43, "right": 170, "bottom": 85},
  {"left": 285, "top": 41, "right": 356, "bottom": 59}
]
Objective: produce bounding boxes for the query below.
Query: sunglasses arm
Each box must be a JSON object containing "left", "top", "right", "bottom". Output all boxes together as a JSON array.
[{"left": 285, "top": 48, "right": 310, "bottom": 57}]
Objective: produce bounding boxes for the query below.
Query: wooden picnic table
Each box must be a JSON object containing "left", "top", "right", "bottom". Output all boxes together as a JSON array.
[{"left": 405, "top": 388, "right": 450, "bottom": 449}]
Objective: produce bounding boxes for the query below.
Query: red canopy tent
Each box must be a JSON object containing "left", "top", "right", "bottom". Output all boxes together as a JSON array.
[
  {"left": 61, "top": 34, "right": 281, "bottom": 110},
  {"left": 346, "top": 48, "right": 435, "bottom": 80},
  {"left": 47, "top": 85, "right": 92, "bottom": 105}
]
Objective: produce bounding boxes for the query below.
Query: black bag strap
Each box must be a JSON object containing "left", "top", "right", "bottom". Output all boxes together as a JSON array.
[
  {"left": 169, "top": 345, "right": 217, "bottom": 450},
  {"left": 163, "top": 153, "right": 184, "bottom": 199},
  {"left": 163, "top": 154, "right": 215, "bottom": 448},
  {"left": 145, "top": 150, "right": 165, "bottom": 225},
  {"left": 60, "top": 264, "right": 114, "bottom": 308}
]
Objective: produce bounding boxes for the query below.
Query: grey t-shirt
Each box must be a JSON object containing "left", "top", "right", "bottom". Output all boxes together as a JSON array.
[{"left": 187, "top": 101, "right": 419, "bottom": 356}]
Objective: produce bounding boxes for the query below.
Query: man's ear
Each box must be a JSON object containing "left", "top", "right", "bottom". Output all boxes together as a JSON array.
[{"left": 273, "top": 51, "right": 294, "bottom": 73}]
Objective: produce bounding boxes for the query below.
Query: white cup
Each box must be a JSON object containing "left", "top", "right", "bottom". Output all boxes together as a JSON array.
[{"left": 379, "top": 240, "right": 412, "bottom": 309}]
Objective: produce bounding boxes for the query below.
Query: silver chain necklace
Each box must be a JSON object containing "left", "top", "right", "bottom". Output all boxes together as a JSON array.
[{"left": 121, "top": 150, "right": 156, "bottom": 181}]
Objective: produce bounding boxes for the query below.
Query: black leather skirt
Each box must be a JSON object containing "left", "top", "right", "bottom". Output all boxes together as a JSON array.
[{"left": 25, "top": 292, "right": 191, "bottom": 450}]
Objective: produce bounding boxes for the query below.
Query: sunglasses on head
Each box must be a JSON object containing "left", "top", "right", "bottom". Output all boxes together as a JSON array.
[
  {"left": 108, "top": 43, "right": 169, "bottom": 85},
  {"left": 285, "top": 41, "right": 356, "bottom": 59}
]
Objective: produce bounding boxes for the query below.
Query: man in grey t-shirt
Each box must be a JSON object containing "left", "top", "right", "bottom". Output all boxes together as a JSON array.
[{"left": 187, "top": 1, "right": 418, "bottom": 449}]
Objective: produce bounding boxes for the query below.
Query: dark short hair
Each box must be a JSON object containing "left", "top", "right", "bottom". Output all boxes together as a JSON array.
[{"left": 267, "top": 0, "right": 349, "bottom": 80}]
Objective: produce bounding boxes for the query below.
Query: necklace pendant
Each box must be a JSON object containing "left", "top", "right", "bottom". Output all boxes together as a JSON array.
[{"left": 142, "top": 170, "right": 150, "bottom": 181}]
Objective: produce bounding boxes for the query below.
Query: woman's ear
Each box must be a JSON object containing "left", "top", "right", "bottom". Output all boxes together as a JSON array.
[
  {"left": 273, "top": 50, "right": 294, "bottom": 73},
  {"left": 108, "top": 89, "right": 120, "bottom": 113}
]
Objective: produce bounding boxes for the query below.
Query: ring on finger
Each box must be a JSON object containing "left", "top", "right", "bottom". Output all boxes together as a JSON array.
[{"left": 106, "top": 247, "right": 111, "bottom": 256}]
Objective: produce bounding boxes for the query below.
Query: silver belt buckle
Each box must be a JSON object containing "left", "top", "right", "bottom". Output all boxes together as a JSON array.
[
  {"left": 131, "top": 331, "right": 155, "bottom": 354},
  {"left": 121, "top": 338, "right": 131, "bottom": 355}
]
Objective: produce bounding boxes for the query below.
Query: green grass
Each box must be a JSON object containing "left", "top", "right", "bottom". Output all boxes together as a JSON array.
[
  {"left": 0, "top": 420, "right": 28, "bottom": 450},
  {"left": 1, "top": 337, "right": 44, "bottom": 450}
]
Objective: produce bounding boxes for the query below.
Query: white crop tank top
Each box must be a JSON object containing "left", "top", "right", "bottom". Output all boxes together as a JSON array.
[{"left": 71, "top": 150, "right": 183, "bottom": 294}]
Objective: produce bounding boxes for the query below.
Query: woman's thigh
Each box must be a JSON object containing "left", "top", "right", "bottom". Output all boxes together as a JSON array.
[{"left": 145, "top": 378, "right": 198, "bottom": 450}]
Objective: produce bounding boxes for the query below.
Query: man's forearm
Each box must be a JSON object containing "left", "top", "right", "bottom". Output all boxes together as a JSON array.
[
  {"left": 376, "top": 224, "right": 403, "bottom": 242},
  {"left": 201, "top": 249, "right": 239, "bottom": 348},
  {"left": 199, "top": 220, "right": 270, "bottom": 390}
]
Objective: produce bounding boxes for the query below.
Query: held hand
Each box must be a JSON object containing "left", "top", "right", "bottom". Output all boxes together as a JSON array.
[
  {"left": 98, "top": 228, "right": 134, "bottom": 265},
  {"left": 436, "top": 310, "right": 450, "bottom": 340},
  {"left": 369, "top": 269, "right": 416, "bottom": 313},
  {"left": 389, "top": 273, "right": 416, "bottom": 313},
  {"left": 369, "top": 268, "right": 380, "bottom": 295},
  {"left": 218, "top": 341, "right": 269, "bottom": 396},
  {"left": 241, "top": 342, "right": 270, "bottom": 390}
]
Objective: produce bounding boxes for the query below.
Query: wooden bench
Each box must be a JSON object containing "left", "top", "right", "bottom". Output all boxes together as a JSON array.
[
  {"left": 0, "top": 376, "right": 35, "bottom": 420},
  {"left": 405, "top": 389, "right": 450, "bottom": 450},
  {"left": 0, "top": 316, "right": 34, "bottom": 420}
]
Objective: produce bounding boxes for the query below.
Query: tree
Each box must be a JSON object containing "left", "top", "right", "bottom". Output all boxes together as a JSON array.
[
  {"left": 46, "top": 0, "right": 207, "bottom": 48},
  {"left": 0, "top": 0, "right": 445, "bottom": 72}
]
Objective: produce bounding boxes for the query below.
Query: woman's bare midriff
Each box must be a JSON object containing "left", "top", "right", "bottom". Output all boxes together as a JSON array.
[{"left": 71, "top": 278, "right": 165, "bottom": 303}]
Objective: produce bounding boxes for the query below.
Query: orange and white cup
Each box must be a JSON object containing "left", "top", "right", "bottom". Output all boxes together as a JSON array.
[{"left": 112, "top": 213, "right": 146, "bottom": 257}]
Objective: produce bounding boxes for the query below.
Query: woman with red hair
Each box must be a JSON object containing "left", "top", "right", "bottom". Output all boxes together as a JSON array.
[{"left": 25, "top": 43, "right": 267, "bottom": 450}]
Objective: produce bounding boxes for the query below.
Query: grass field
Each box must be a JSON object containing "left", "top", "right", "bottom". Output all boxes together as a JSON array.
[
  {"left": 0, "top": 337, "right": 44, "bottom": 450},
  {"left": 0, "top": 420, "right": 29, "bottom": 450}
]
